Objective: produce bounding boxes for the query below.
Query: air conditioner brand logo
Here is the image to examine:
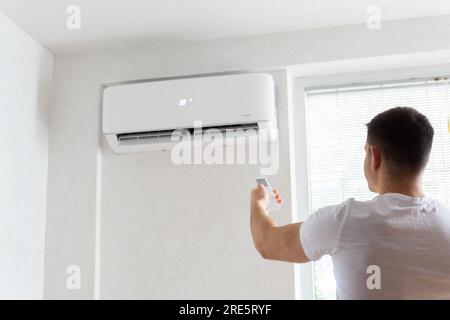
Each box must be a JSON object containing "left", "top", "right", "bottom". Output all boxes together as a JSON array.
[{"left": 178, "top": 98, "right": 193, "bottom": 107}]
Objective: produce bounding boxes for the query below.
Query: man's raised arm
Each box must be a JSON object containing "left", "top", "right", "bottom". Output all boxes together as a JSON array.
[{"left": 250, "top": 185, "right": 310, "bottom": 263}]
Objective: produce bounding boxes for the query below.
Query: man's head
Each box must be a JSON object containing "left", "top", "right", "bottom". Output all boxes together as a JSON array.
[{"left": 364, "top": 107, "right": 434, "bottom": 192}]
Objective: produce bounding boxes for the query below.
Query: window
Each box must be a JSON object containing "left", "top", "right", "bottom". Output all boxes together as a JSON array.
[{"left": 304, "top": 78, "right": 450, "bottom": 300}]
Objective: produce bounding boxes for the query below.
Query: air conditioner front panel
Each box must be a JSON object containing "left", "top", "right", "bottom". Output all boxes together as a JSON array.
[{"left": 103, "top": 73, "right": 275, "bottom": 135}]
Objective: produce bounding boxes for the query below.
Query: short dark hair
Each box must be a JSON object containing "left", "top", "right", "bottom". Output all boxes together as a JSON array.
[{"left": 366, "top": 107, "right": 434, "bottom": 174}]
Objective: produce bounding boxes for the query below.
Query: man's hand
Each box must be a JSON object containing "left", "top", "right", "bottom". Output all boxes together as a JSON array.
[
  {"left": 249, "top": 185, "right": 309, "bottom": 263},
  {"left": 250, "top": 184, "right": 282, "bottom": 212}
]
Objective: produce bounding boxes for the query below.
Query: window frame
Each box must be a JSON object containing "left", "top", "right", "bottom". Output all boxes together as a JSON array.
[{"left": 292, "top": 63, "right": 450, "bottom": 300}]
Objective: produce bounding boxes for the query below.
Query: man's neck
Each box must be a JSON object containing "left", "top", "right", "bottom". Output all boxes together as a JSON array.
[{"left": 378, "top": 176, "right": 424, "bottom": 197}]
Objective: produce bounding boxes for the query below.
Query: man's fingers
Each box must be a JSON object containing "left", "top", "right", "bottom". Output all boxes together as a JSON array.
[
  {"left": 254, "top": 184, "right": 261, "bottom": 190},
  {"left": 252, "top": 184, "right": 267, "bottom": 198},
  {"left": 272, "top": 189, "right": 282, "bottom": 204}
]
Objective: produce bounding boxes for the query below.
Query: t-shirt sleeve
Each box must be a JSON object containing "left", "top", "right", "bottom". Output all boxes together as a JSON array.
[{"left": 300, "top": 200, "right": 349, "bottom": 261}]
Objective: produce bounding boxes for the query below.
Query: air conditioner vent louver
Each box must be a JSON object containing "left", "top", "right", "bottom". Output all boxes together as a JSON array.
[{"left": 116, "top": 122, "right": 259, "bottom": 144}]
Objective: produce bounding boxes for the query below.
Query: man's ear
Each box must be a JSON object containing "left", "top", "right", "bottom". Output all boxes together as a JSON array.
[{"left": 370, "top": 145, "right": 382, "bottom": 170}]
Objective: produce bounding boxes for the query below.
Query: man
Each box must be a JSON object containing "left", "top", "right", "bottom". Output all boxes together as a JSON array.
[{"left": 250, "top": 107, "right": 450, "bottom": 299}]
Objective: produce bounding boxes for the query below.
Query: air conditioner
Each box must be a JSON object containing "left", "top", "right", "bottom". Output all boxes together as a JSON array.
[{"left": 102, "top": 73, "right": 277, "bottom": 153}]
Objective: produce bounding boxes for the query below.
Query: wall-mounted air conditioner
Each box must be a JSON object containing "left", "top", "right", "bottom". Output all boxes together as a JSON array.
[{"left": 102, "top": 73, "right": 277, "bottom": 153}]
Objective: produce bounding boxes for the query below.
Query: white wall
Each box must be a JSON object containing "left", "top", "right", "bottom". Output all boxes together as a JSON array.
[
  {"left": 45, "top": 63, "right": 296, "bottom": 298},
  {"left": 0, "top": 12, "right": 53, "bottom": 299},
  {"left": 44, "top": 15, "right": 450, "bottom": 299},
  {"left": 99, "top": 70, "right": 294, "bottom": 299}
]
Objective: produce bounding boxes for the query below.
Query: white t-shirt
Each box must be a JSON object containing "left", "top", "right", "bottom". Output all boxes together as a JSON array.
[{"left": 300, "top": 193, "right": 450, "bottom": 299}]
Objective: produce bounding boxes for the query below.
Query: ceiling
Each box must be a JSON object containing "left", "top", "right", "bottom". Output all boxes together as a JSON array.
[{"left": 2, "top": 0, "right": 450, "bottom": 54}]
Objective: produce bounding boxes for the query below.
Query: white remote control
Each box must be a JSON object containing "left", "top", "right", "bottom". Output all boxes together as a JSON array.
[{"left": 255, "top": 177, "right": 281, "bottom": 212}]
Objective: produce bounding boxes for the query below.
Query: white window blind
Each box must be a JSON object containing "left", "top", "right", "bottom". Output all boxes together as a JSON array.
[{"left": 304, "top": 78, "right": 450, "bottom": 300}]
